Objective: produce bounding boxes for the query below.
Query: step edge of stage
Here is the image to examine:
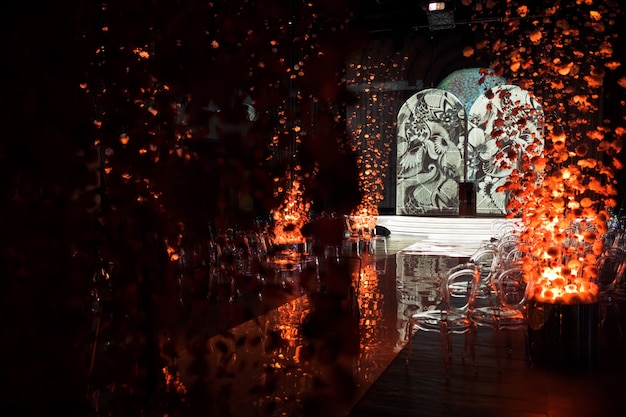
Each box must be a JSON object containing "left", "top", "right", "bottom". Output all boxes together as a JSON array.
[{"left": 375, "top": 215, "right": 514, "bottom": 239}]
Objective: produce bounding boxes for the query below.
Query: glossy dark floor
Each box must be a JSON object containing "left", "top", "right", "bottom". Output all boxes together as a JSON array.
[
  {"left": 350, "top": 237, "right": 626, "bottom": 417},
  {"left": 349, "top": 300, "right": 626, "bottom": 417},
  {"left": 171, "top": 232, "right": 626, "bottom": 417}
]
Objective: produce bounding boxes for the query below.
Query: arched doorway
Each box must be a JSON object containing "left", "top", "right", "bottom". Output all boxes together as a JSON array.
[{"left": 396, "top": 81, "right": 543, "bottom": 216}]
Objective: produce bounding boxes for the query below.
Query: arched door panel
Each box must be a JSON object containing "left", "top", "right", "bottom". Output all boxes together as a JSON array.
[{"left": 396, "top": 89, "right": 467, "bottom": 215}]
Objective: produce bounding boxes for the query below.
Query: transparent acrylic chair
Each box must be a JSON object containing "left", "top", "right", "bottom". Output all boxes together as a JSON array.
[
  {"left": 468, "top": 264, "right": 529, "bottom": 372},
  {"left": 596, "top": 247, "right": 626, "bottom": 337},
  {"left": 490, "top": 219, "right": 524, "bottom": 241},
  {"left": 343, "top": 215, "right": 376, "bottom": 256},
  {"left": 470, "top": 243, "right": 498, "bottom": 288},
  {"left": 471, "top": 234, "right": 523, "bottom": 292},
  {"left": 405, "top": 263, "right": 478, "bottom": 377}
]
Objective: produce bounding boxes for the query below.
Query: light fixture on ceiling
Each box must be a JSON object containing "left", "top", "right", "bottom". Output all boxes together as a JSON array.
[
  {"left": 428, "top": 2, "right": 446, "bottom": 11},
  {"left": 424, "top": 0, "right": 456, "bottom": 31}
]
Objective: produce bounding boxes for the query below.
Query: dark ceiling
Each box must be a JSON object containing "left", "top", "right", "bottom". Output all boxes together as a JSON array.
[{"left": 351, "top": 0, "right": 478, "bottom": 35}]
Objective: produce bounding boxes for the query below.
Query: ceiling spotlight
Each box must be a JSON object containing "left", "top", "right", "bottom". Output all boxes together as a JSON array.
[
  {"left": 428, "top": 2, "right": 446, "bottom": 11},
  {"left": 424, "top": 0, "right": 456, "bottom": 31}
]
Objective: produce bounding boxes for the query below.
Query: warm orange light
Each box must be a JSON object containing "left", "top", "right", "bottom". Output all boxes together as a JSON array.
[
  {"left": 529, "top": 30, "right": 542, "bottom": 43},
  {"left": 271, "top": 177, "right": 310, "bottom": 245},
  {"left": 346, "top": 213, "right": 377, "bottom": 240},
  {"left": 531, "top": 266, "right": 598, "bottom": 304},
  {"left": 589, "top": 10, "right": 602, "bottom": 22}
]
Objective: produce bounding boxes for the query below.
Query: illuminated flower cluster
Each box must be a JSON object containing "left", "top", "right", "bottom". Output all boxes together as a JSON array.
[
  {"left": 473, "top": 1, "right": 625, "bottom": 303},
  {"left": 271, "top": 172, "right": 311, "bottom": 245}
]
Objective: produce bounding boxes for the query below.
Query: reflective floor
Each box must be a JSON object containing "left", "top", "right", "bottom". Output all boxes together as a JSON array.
[
  {"left": 170, "top": 234, "right": 474, "bottom": 417},
  {"left": 349, "top": 300, "right": 626, "bottom": 417},
  {"left": 145, "top": 230, "right": 625, "bottom": 417}
]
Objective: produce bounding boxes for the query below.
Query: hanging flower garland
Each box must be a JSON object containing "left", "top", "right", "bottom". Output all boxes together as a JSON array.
[{"left": 472, "top": 0, "right": 624, "bottom": 303}]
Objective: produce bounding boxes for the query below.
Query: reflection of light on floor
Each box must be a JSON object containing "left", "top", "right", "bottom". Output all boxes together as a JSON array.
[
  {"left": 172, "top": 228, "right": 478, "bottom": 416},
  {"left": 263, "top": 295, "right": 315, "bottom": 410},
  {"left": 401, "top": 241, "right": 479, "bottom": 257},
  {"left": 395, "top": 252, "right": 465, "bottom": 351},
  {"left": 357, "top": 263, "right": 386, "bottom": 384}
]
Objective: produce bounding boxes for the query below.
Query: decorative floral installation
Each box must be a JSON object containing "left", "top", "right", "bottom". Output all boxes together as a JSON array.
[
  {"left": 349, "top": 116, "right": 394, "bottom": 219},
  {"left": 345, "top": 60, "right": 403, "bottom": 219},
  {"left": 6, "top": 1, "right": 625, "bottom": 415},
  {"left": 270, "top": 170, "right": 311, "bottom": 245},
  {"left": 472, "top": 0, "right": 625, "bottom": 304}
]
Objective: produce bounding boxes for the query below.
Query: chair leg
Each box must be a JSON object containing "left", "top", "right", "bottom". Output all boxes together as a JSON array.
[
  {"left": 469, "top": 324, "right": 478, "bottom": 375},
  {"left": 405, "top": 321, "right": 413, "bottom": 366},
  {"left": 615, "top": 303, "right": 624, "bottom": 338},
  {"left": 374, "top": 236, "right": 388, "bottom": 255},
  {"left": 505, "top": 329, "right": 513, "bottom": 357},
  {"left": 493, "top": 325, "right": 503, "bottom": 372},
  {"left": 600, "top": 301, "right": 624, "bottom": 338},
  {"left": 524, "top": 326, "right": 533, "bottom": 366},
  {"left": 440, "top": 323, "right": 452, "bottom": 379},
  {"left": 599, "top": 303, "right": 608, "bottom": 329},
  {"left": 462, "top": 330, "right": 471, "bottom": 363}
]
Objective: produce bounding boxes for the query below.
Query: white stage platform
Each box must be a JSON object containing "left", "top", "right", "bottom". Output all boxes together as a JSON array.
[{"left": 376, "top": 215, "right": 514, "bottom": 256}]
